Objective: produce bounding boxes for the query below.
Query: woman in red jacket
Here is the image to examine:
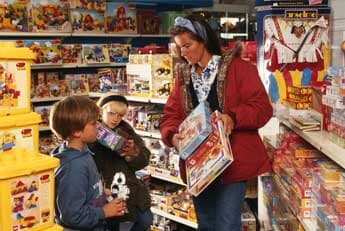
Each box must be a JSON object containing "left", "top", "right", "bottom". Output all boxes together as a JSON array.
[{"left": 160, "top": 14, "right": 273, "bottom": 231}]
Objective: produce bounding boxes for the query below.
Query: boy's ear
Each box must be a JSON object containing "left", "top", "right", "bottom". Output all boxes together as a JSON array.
[{"left": 71, "top": 130, "right": 82, "bottom": 138}]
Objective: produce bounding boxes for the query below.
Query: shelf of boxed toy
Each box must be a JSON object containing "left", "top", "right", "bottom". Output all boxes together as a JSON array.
[
  {"left": 0, "top": 32, "right": 170, "bottom": 38},
  {"left": 151, "top": 207, "right": 198, "bottom": 229},
  {"left": 281, "top": 120, "right": 345, "bottom": 169}
]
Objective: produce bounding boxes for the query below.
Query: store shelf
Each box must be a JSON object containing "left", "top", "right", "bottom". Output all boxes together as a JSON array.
[
  {"left": 151, "top": 207, "right": 198, "bottom": 229},
  {"left": 89, "top": 92, "right": 167, "bottom": 104},
  {"left": 31, "top": 97, "right": 64, "bottom": 103},
  {"left": 31, "top": 94, "right": 88, "bottom": 103},
  {"left": 135, "top": 130, "right": 161, "bottom": 139},
  {"left": 0, "top": 32, "right": 169, "bottom": 38},
  {"left": 0, "top": 32, "right": 70, "bottom": 37},
  {"left": 146, "top": 166, "right": 186, "bottom": 186},
  {"left": 281, "top": 120, "right": 345, "bottom": 169},
  {"left": 31, "top": 63, "right": 127, "bottom": 70}
]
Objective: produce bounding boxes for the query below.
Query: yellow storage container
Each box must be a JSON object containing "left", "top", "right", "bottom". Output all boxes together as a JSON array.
[
  {"left": 0, "top": 148, "right": 61, "bottom": 231},
  {"left": 0, "top": 43, "right": 35, "bottom": 116},
  {"left": 0, "top": 112, "right": 41, "bottom": 153}
]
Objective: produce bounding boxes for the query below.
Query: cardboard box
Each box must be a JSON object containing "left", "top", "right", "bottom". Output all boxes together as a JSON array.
[
  {"left": 0, "top": 45, "right": 35, "bottom": 116},
  {"left": 178, "top": 101, "right": 212, "bottom": 160},
  {"left": 96, "top": 122, "right": 126, "bottom": 152},
  {"left": 0, "top": 112, "right": 41, "bottom": 153},
  {"left": 0, "top": 148, "right": 61, "bottom": 230},
  {"left": 185, "top": 119, "right": 233, "bottom": 196}
]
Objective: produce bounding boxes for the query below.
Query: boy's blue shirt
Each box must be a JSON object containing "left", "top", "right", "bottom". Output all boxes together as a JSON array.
[{"left": 51, "top": 142, "right": 107, "bottom": 230}]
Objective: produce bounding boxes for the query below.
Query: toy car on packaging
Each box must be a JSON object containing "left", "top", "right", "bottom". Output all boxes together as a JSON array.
[{"left": 96, "top": 122, "right": 126, "bottom": 152}]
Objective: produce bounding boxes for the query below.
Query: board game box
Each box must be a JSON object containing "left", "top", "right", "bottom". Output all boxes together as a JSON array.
[{"left": 178, "top": 101, "right": 213, "bottom": 160}]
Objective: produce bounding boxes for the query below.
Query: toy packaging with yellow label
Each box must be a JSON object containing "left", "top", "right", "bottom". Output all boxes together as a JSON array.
[
  {"left": 0, "top": 112, "right": 41, "bottom": 153},
  {"left": 0, "top": 148, "right": 61, "bottom": 231},
  {"left": 0, "top": 43, "right": 35, "bottom": 116}
]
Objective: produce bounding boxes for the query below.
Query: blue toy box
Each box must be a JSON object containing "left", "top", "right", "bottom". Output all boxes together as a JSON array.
[{"left": 178, "top": 101, "right": 212, "bottom": 160}]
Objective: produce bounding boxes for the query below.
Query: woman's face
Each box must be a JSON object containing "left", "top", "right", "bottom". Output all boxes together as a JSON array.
[{"left": 174, "top": 33, "right": 206, "bottom": 65}]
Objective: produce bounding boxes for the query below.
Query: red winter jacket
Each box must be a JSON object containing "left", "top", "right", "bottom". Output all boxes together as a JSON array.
[{"left": 160, "top": 55, "right": 273, "bottom": 184}]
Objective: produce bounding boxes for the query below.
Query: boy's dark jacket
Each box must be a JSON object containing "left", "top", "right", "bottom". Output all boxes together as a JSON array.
[
  {"left": 51, "top": 144, "right": 107, "bottom": 230},
  {"left": 88, "top": 120, "right": 151, "bottom": 222}
]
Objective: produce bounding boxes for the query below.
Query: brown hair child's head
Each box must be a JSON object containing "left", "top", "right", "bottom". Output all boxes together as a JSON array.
[{"left": 49, "top": 95, "right": 99, "bottom": 140}]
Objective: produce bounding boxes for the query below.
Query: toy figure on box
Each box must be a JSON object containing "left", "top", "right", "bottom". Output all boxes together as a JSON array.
[
  {"left": 0, "top": 0, "right": 30, "bottom": 32},
  {"left": 104, "top": 3, "right": 137, "bottom": 34},
  {"left": 160, "top": 15, "right": 272, "bottom": 231},
  {"left": 88, "top": 94, "right": 152, "bottom": 231},
  {"left": 263, "top": 14, "right": 330, "bottom": 103},
  {"left": 31, "top": 0, "right": 71, "bottom": 32}
]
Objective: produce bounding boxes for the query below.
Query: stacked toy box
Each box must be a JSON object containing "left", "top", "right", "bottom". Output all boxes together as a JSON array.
[
  {"left": 178, "top": 101, "right": 234, "bottom": 196},
  {"left": 0, "top": 42, "right": 61, "bottom": 231}
]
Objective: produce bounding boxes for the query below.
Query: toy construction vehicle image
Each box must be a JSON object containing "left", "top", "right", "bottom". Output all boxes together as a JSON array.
[{"left": 157, "top": 82, "right": 171, "bottom": 96}]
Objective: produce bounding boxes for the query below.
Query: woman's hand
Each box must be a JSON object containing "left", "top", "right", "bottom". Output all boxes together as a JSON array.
[
  {"left": 121, "top": 139, "right": 138, "bottom": 161},
  {"left": 172, "top": 133, "right": 184, "bottom": 152},
  {"left": 212, "top": 111, "right": 234, "bottom": 136}
]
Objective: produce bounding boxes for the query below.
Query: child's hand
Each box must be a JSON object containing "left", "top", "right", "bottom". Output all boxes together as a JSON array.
[
  {"left": 103, "top": 198, "right": 127, "bottom": 218},
  {"left": 104, "top": 188, "right": 111, "bottom": 197},
  {"left": 120, "top": 140, "right": 138, "bottom": 161}
]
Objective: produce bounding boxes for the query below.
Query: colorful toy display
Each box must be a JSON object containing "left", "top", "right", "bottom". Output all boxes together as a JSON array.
[{"left": 256, "top": 1, "right": 331, "bottom": 104}]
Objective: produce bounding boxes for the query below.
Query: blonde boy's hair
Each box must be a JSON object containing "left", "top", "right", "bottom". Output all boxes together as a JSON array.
[
  {"left": 49, "top": 96, "right": 99, "bottom": 140},
  {"left": 101, "top": 101, "right": 128, "bottom": 115},
  {"left": 97, "top": 94, "right": 129, "bottom": 115}
]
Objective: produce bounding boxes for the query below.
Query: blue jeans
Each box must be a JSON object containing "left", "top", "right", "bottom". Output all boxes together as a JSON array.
[
  {"left": 192, "top": 178, "right": 246, "bottom": 231},
  {"left": 123, "top": 208, "right": 153, "bottom": 231}
]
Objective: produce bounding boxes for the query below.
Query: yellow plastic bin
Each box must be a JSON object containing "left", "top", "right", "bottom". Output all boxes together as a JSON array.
[
  {"left": 0, "top": 42, "right": 35, "bottom": 116},
  {"left": 0, "top": 148, "right": 61, "bottom": 231},
  {"left": 0, "top": 112, "right": 41, "bottom": 153}
]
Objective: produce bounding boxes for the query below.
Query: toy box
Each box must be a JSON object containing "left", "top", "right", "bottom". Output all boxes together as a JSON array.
[
  {"left": 0, "top": 44, "right": 35, "bottom": 116},
  {"left": 96, "top": 122, "right": 126, "bottom": 152},
  {"left": 0, "top": 148, "right": 61, "bottom": 231},
  {"left": 70, "top": 9, "right": 104, "bottom": 33},
  {"left": 178, "top": 101, "right": 213, "bottom": 160},
  {"left": 16, "top": 39, "right": 62, "bottom": 65},
  {"left": 185, "top": 119, "right": 233, "bottom": 196},
  {"left": 61, "top": 44, "right": 82, "bottom": 65},
  {"left": 31, "top": 0, "right": 71, "bottom": 32},
  {"left": 126, "top": 64, "right": 152, "bottom": 97},
  {"left": 82, "top": 44, "right": 110, "bottom": 65},
  {"left": 0, "top": 112, "right": 41, "bottom": 153},
  {"left": 104, "top": 2, "right": 137, "bottom": 34},
  {"left": 0, "top": 0, "right": 31, "bottom": 32},
  {"left": 108, "top": 43, "right": 131, "bottom": 63},
  {"left": 137, "top": 10, "right": 160, "bottom": 34}
]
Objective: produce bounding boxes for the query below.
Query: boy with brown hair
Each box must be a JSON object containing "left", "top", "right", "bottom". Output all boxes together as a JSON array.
[{"left": 50, "top": 95, "right": 126, "bottom": 231}]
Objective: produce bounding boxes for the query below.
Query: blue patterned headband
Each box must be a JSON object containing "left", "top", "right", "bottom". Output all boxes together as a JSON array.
[{"left": 174, "top": 16, "right": 207, "bottom": 41}]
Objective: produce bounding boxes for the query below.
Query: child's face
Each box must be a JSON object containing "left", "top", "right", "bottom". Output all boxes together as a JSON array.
[
  {"left": 80, "top": 120, "right": 99, "bottom": 143},
  {"left": 101, "top": 102, "right": 127, "bottom": 129}
]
